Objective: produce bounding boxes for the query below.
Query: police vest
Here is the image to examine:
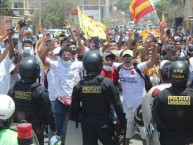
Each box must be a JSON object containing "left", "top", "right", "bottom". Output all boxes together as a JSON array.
[
  {"left": 78, "top": 75, "right": 112, "bottom": 118},
  {"left": 9, "top": 81, "right": 45, "bottom": 125},
  {"left": 160, "top": 88, "right": 193, "bottom": 132}
]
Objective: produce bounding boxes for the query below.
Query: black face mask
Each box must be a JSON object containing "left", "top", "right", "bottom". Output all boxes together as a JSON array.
[
  {"left": 77, "top": 55, "right": 84, "bottom": 61},
  {"left": 72, "top": 50, "right": 77, "bottom": 55}
]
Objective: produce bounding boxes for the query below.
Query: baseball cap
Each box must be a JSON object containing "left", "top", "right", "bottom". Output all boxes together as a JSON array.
[
  {"left": 103, "top": 51, "right": 115, "bottom": 60},
  {"left": 121, "top": 49, "right": 134, "bottom": 58}
]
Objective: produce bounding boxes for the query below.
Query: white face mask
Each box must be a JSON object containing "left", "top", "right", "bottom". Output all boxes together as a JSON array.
[
  {"left": 62, "top": 60, "right": 72, "bottom": 66},
  {"left": 23, "top": 47, "right": 34, "bottom": 55},
  {"left": 103, "top": 65, "right": 112, "bottom": 71}
]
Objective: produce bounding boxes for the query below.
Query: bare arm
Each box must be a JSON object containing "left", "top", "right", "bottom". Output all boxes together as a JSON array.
[
  {"left": 8, "top": 29, "right": 15, "bottom": 59},
  {"left": 64, "top": 21, "right": 76, "bottom": 41},
  {"left": 75, "top": 24, "right": 85, "bottom": 53},
  {"left": 146, "top": 42, "right": 158, "bottom": 68},
  {"left": 117, "top": 30, "right": 124, "bottom": 50}
]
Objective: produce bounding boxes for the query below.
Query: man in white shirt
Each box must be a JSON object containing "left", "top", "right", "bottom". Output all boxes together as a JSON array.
[
  {"left": 118, "top": 42, "right": 158, "bottom": 145},
  {"left": 40, "top": 42, "right": 82, "bottom": 145},
  {"left": 0, "top": 29, "right": 15, "bottom": 94}
]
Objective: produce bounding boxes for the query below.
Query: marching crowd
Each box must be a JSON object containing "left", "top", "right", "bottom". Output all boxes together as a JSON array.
[{"left": 1, "top": 17, "right": 193, "bottom": 145}]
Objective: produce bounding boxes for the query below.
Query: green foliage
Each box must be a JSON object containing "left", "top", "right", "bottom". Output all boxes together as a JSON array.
[
  {"left": 102, "top": 18, "right": 113, "bottom": 27},
  {"left": 115, "top": 0, "right": 131, "bottom": 14},
  {"left": 41, "top": 0, "right": 73, "bottom": 28},
  {"left": 0, "top": 0, "right": 12, "bottom": 15},
  {"left": 155, "top": 0, "right": 185, "bottom": 26}
]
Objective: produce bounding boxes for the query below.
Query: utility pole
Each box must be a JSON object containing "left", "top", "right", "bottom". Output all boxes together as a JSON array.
[{"left": 98, "top": 0, "right": 101, "bottom": 22}]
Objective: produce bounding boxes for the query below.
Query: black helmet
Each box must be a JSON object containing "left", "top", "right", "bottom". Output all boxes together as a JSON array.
[
  {"left": 83, "top": 50, "right": 103, "bottom": 76},
  {"left": 18, "top": 56, "right": 40, "bottom": 83},
  {"left": 168, "top": 61, "right": 189, "bottom": 86}
]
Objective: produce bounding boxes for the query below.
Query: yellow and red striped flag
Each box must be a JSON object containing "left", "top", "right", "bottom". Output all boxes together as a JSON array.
[
  {"left": 130, "top": 0, "right": 154, "bottom": 23},
  {"left": 161, "top": 13, "right": 167, "bottom": 28}
]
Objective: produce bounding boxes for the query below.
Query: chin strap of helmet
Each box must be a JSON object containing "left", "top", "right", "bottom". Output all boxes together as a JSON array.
[{"left": 0, "top": 118, "right": 12, "bottom": 130}]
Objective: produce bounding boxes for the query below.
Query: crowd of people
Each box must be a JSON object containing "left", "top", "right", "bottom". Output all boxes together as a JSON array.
[{"left": 1, "top": 16, "right": 193, "bottom": 145}]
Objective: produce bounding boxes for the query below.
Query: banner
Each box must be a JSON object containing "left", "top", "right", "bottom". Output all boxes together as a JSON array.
[
  {"left": 78, "top": 8, "right": 106, "bottom": 39},
  {"left": 130, "top": 0, "right": 154, "bottom": 23}
]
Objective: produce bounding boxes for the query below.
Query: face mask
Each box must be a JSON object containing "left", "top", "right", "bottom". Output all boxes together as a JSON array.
[
  {"left": 103, "top": 65, "right": 112, "bottom": 71},
  {"left": 77, "top": 55, "right": 84, "bottom": 61},
  {"left": 62, "top": 60, "right": 72, "bottom": 66},
  {"left": 181, "top": 45, "right": 186, "bottom": 50},
  {"left": 72, "top": 50, "right": 77, "bottom": 55},
  {"left": 24, "top": 47, "right": 33, "bottom": 55},
  {"left": 57, "top": 56, "right": 60, "bottom": 61}
]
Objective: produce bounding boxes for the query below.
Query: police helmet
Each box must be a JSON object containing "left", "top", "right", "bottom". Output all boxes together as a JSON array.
[
  {"left": 168, "top": 61, "right": 189, "bottom": 85},
  {"left": 134, "top": 104, "right": 144, "bottom": 127},
  {"left": 83, "top": 50, "right": 103, "bottom": 76},
  {"left": 0, "top": 95, "right": 15, "bottom": 129},
  {"left": 18, "top": 56, "right": 40, "bottom": 83}
]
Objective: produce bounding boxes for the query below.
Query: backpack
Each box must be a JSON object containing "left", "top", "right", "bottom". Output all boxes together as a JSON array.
[{"left": 117, "top": 64, "right": 152, "bottom": 92}]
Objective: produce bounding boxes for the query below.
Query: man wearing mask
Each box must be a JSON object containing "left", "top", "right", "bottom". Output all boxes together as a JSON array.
[{"left": 40, "top": 41, "right": 83, "bottom": 145}]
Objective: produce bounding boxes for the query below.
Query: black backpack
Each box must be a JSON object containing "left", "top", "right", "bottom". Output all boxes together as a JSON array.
[{"left": 117, "top": 65, "right": 152, "bottom": 92}]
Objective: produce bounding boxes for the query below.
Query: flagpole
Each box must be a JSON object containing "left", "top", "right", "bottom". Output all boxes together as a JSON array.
[{"left": 98, "top": 0, "right": 101, "bottom": 22}]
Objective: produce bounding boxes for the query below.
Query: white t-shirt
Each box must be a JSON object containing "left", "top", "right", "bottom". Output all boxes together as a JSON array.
[
  {"left": 0, "top": 55, "right": 12, "bottom": 94},
  {"left": 119, "top": 62, "right": 147, "bottom": 108},
  {"left": 50, "top": 60, "right": 83, "bottom": 97},
  {"left": 47, "top": 69, "right": 57, "bottom": 101}
]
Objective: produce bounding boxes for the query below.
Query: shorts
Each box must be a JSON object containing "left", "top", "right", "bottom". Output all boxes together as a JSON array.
[{"left": 123, "top": 104, "right": 146, "bottom": 139}]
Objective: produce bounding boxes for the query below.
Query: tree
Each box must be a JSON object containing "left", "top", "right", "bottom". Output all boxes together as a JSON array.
[
  {"left": 155, "top": 0, "right": 185, "bottom": 27},
  {"left": 0, "top": 0, "right": 12, "bottom": 16},
  {"left": 115, "top": 0, "right": 131, "bottom": 14},
  {"left": 33, "top": 0, "right": 73, "bottom": 28}
]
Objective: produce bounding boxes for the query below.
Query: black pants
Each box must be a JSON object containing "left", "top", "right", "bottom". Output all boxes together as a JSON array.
[
  {"left": 32, "top": 122, "right": 45, "bottom": 145},
  {"left": 81, "top": 120, "right": 119, "bottom": 145}
]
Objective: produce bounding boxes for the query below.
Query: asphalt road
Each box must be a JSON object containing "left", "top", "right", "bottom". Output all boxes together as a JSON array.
[{"left": 45, "top": 120, "right": 143, "bottom": 145}]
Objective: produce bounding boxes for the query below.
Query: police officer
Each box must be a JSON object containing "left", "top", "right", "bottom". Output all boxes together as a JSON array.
[
  {"left": 8, "top": 56, "right": 57, "bottom": 145},
  {"left": 152, "top": 61, "right": 193, "bottom": 145},
  {"left": 70, "top": 50, "right": 126, "bottom": 145}
]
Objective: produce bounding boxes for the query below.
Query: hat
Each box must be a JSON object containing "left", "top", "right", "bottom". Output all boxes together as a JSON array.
[
  {"left": 103, "top": 51, "right": 115, "bottom": 60},
  {"left": 121, "top": 49, "right": 134, "bottom": 58},
  {"left": 160, "top": 60, "right": 170, "bottom": 70}
]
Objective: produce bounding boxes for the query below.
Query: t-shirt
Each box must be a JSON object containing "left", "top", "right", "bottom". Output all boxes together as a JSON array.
[
  {"left": 50, "top": 60, "right": 83, "bottom": 97},
  {"left": 101, "top": 68, "right": 119, "bottom": 84},
  {"left": 0, "top": 55, "right": 12, "bottom": 94},
  {"left": 119, "top": 62, "right": 147, "bottom": 108},
  {"left": 47, "top": 69, "right": 57, "bottom": 101}
]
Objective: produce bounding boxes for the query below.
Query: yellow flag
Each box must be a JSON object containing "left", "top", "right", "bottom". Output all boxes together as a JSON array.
[{"left": 78, "top": 7, "right": 106, "bottom": 39}]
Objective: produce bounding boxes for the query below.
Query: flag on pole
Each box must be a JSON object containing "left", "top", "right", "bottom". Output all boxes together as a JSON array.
[
  {"left": 77, "top": 7, "right": 106, "bottom": 39},
  {"left": 161, "top": 13, "right": 167, "bottom": 28},
  {"left": 130, "top": 0, "right": 154, "bottom": 23}
]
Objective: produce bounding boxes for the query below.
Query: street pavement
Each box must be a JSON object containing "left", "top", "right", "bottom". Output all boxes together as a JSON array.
[{"left": 45, "top": 120, "right": 143, "bottom": 145}]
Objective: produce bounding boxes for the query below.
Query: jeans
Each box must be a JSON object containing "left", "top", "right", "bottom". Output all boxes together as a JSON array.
[
  {"left": 48, "top": 101, "right": 57, "bottom": 139},
  {"left": 55, "top": 99, "right": 70, "bottom": 145}
]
